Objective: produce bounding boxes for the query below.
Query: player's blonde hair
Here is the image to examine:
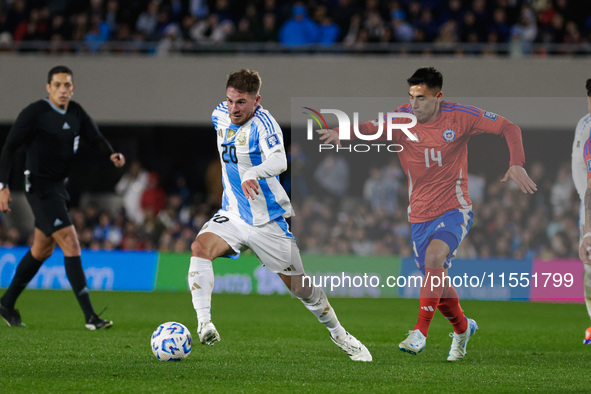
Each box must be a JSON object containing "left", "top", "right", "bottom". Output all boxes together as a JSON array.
[{"left": 226, "top": 69, "right": 261, "bottom": 96}]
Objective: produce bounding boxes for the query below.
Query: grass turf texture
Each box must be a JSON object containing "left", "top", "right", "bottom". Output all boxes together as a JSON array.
[{"left": 0, "top": 290, "right": 590, "bottom": 392}]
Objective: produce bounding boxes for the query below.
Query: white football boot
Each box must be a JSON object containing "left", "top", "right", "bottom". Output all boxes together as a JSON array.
[
  {"left": 447, "top": 318, "right": 478, "bottom": 361},
  {"left": 331, "top": 331, "right": 372, "bottom": 362},
  {"left": 399, "top": 329, "right": 427, "bottom": 355},
  {"left": 197, "top": 320, "right": 221, "bottom": 346}
]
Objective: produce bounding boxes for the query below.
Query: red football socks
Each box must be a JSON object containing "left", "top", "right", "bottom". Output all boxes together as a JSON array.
[
  {"left": 414, "top": 267, "right": 446, "bottom": 337},
  {"left": 437, "top": 285, "right": 468, "bottom": 334}
]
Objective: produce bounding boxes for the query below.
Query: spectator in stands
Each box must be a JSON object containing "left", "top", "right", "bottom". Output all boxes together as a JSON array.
[
  {"left": 312, "top": 6, "right": 340, "bottom": 46},
  {"left": 314, "top": 153, "right": 349, "bottom": 197},
  {"left": 136, "top": 0, "right": 159, "bottom": 39},
  {"left": 115, "top": 160, "right": 149, "bottom": 225},
  {"left": 141, "top": 171, "right": 167, "bottom": 217},
  {"left": 84, "top": 15, "right": 111, "bottom": 53},
  {"left": 279, "top": 3, "right": 318, "bottom": 46}
]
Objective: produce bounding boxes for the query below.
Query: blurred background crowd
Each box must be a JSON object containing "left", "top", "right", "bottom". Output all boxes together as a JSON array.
[
  {"left": 290, "top": 155, "right": 579, "bottom": 260},
  {"left": 0, "top": 0, "right": 590, "bottom": 55}
]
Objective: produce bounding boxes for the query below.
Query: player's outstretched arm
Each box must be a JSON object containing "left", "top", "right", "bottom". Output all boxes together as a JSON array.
[
  {"left": 500, "top": 165, "right": 537, "bottom": 194},
  {"left": 110, "top": 153, "right": 126, "bottom": 168},
  {"left": 316, "top": 129, "right": 341, "bottom": 147}
]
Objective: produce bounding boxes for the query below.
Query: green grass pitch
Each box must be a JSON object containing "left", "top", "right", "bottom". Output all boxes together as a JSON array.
[{"left": 0, "top": 290, "right": 590, "bottom": 392}]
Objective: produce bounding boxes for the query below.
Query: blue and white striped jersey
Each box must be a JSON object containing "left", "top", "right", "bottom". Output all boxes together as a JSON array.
[{"left": 212, "top": 102, "right": 294, "bottom": 226}]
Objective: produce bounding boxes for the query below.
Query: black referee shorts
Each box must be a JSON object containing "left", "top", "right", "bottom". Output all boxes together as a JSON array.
[{"left": 25, "top": 176, "right": 72, "bottom": 237}]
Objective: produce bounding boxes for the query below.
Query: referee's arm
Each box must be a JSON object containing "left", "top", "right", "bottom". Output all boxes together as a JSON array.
[
  {"left": 81, "top": 111, "right": 125, "bottom": 168},
  {"left": 0, "top": 105, "right": 37, "bottom": 212}
]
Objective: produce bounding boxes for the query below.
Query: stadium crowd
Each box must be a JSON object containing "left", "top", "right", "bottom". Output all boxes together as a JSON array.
[
  {"left": 0, "top": 152, "right": 580, "bottom": 260},
  {"left": 291, "top": 156, "right": 580, "bottom": 260},
  {"left": 0, "top": 0, "right": 589, "bottom": 54}
]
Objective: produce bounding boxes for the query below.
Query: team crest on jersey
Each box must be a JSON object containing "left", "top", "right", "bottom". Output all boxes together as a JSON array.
[
  {"left": 226, "top": 129, "right": 237, "bottom": 141},
  {"left": 237, "top": 132, "right": 247, "bottom": 145},
  {"left": 587, "top": 159, "right": 591, "bottom": 173},
  {"left": 483, "top": 111, "right": 498, "bottom": 121},
  {"left": 266, "top": 134, "right": 280, "bottom": 148},
  {"left": 442, "top": 128, "right": 456, "bottom": 142}
]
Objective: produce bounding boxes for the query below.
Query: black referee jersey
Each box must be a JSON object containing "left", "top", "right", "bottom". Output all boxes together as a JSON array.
[{"left": 0, "top": 99, "right": 114, "bottom": 184}]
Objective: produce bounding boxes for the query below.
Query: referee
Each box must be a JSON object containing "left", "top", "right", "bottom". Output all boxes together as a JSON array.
[{"left": 0, "top": 65, "right": 125, "bottom": 330}]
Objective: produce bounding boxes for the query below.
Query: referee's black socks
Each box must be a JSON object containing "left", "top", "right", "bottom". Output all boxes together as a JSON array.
[
  {"left": 64, "top": 256, "right": 95, "bottom": 321},
  {"left": 1, "top": 250, "right": 44, "bottom": 309}
]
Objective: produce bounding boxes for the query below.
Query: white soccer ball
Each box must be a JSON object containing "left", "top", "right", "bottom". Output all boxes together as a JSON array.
[{"left": 151, "top": 322, "right": 192, "bottom": 361}]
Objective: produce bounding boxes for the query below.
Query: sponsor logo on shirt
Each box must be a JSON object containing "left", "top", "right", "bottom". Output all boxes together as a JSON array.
[
  {"left": 483, "top": 111, "right": 498, "bottom": 121},
  {"left": 443, "top": 128, "right": 456, "bottom": 142},
  {"left": 62, "top": 122, "right": 70, "bottom": 130}
]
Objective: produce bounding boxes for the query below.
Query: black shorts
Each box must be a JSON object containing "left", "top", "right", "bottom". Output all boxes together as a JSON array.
[{"left": 25, "top": 175, "right": 72, "bottom": 237}]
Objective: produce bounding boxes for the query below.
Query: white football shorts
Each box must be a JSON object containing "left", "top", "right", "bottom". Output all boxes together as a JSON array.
[{"left": 198, "top": 210, "right": 304, "bottom": 276}]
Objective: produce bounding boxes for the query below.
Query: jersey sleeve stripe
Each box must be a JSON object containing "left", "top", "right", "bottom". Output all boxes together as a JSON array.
[
  {"left": 255, "top": 111, "right": 277, "bottom": 136},
  {"left": 442, "top": 103, "right": 481, "bottom": 116},
  {"left": 441, "top": 108, "right": 480, "bottom": 117},
  {"left": 442, "top": 102, "right": 480, "bottom": 112}
]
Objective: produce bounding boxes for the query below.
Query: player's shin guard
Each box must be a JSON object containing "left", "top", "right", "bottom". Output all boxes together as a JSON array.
[
  {"left": 437, "top": 285, "right": 468, "bottom": 334},
  {"left": 1, "top": 250, "right": 44, "bottom": 309},
  {"left": 64, "top": 256, "right": 95, "bottom": 321},
  {"left": 414, "top": 267, "right": 446, "bottom": 337},
  {"left": 189, "top": 257, "right": 214, "bottom": 323},
  {"left": 300, "top": 286, "right": 346, "bottom": 338}
]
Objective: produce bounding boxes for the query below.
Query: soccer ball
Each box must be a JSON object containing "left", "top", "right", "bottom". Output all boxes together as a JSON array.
[
  {"left": 151, "top": 322, "right": 192, "bottom": 361},
  {"left": 584, "top": 327, "right": 591, "bottom": 345}
]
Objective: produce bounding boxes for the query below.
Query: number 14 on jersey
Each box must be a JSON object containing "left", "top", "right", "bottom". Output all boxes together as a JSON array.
[{"left": 424, "top": 148, "right": 442, "bottom": 167}]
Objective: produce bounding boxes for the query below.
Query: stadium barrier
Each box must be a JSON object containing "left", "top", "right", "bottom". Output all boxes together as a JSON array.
[
  {"left": 0, "top": 246, "right": 158, "bottom": 291},
  {"left": 0, "top": 247, "right": 584, "bottom": 302}
]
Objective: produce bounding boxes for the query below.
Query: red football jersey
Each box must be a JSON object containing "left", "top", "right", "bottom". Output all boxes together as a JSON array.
[{"left": 357, "top": 101, "right": 525, "bottom": 223}]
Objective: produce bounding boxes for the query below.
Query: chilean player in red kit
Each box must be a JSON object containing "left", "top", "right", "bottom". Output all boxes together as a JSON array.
[{"left": 320, "top": 67, "right": 537, "bottom": 361}]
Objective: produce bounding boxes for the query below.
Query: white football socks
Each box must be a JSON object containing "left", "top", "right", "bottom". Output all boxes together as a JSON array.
[
  {"left": 188, "top": 257, "right": 214, "bottom": 323},
  {"left": 300, "top": 286, "right": 346, "bottom": 339}
]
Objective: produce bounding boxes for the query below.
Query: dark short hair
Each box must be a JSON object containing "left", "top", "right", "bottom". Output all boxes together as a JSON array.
[
  {"left": 407, "top": 67, "right": 443, "bottom": 91},
  {"left": 586, "top": 78, "right": 591, "bottom": 97},
  {"left": 226, "top": 69, "right": 261, "bottom": 95},
  {"left": 47, "top": 65, "right": 73, "bottom": 84}
]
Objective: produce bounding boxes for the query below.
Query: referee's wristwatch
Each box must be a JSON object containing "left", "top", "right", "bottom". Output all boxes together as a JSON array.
[{"left": 0, "top": 182, "right": 7, "bottom": 190}]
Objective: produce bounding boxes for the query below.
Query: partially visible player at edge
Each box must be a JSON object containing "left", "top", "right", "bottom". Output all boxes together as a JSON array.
[
  {"left": 572, "top": 78, "right": 591, "bottom": 345},
  {"left": 320, "top": 67, "right": 537, "bottom": 361},
  {"left": 187, "top": 69, "right": 371, "bottom": 361},
  {"left": 0, "top": 65, "right": 125, "bottom": 330}
]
